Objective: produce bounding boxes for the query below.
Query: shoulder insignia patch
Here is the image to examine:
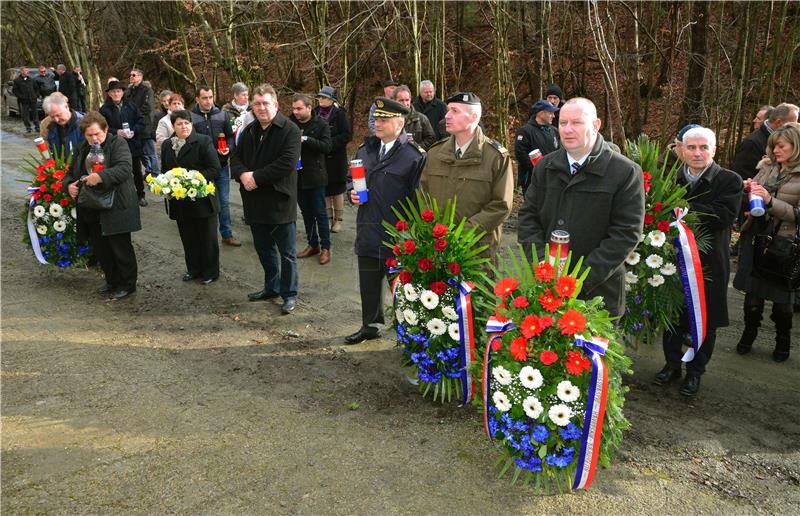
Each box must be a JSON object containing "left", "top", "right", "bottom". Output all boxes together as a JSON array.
[
  {"left": 516, "top": 135, "right": 523, "bottom": 140},
  {"left": 409, "top": 140, "right": 426, "bottom": 154},
  {"left": 488, "top": 138, "right": 509, "bottom": 155}
]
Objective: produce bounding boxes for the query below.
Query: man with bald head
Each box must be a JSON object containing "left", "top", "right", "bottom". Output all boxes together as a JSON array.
[{"left": 518, "top": 97, "right": 645, "bottom": 317}]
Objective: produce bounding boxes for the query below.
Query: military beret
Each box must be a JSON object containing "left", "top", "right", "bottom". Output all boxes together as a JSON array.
[
  {"left": 677, "top": 124, "right": 701, "bottom": 142},
  {"left": 373, "top": 97, "right": 409, "bottom": 118},
  {"left": 446, "top": 92, "right": 481, "bottom": 105}
]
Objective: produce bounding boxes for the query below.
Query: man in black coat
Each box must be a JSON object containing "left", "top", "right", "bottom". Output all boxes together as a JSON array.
[
  {"left": 290, "top": 94, "right": 333, "bottom": 264},
  {"left": 518, "top": 97, "right": 645, "bottom": 318},
  {"left": 191, "top": 85, "right": 240, "bottom": 246},
  {"left": 731, "top": 103, "right": 799, "bottom": 181},
  {"left": 55, "top": 64, "right": 79, "bottom": 110},
  {"left": 514, "top": 99, "right": 560, "bottom": 193},
  {"left": 230, "top": 84, "right": 302, "bottom": 314},
  {"left": 345, "top": 97, "right": 426, "bottom": 344},
  {"left": 653, "top": 127, "right": 742, "bottom": 397},
  {"left": 34, "top": 66, "right": 56, "bottom": 99},
  {"left": 413, "top": 80, "right": 448, "bottom": 140},
  {"left": 124, "top": 68, "right": 157, "bottom": 181},
  {"left": 100, "top": 81, "right": 146, "bottom": 205},
  {"left": 12, "top": 67, "right": 39, "bottom": 133}
]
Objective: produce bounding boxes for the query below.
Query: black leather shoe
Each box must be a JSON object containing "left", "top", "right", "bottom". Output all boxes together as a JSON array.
[
  {"left": 97, "top": 284, "right": 114, "bottom": 295},
  {"left": 281, "top": 298, "right": 296, "bottom": 314},
  {"left": 344, "top": 327, "right": 381, "bottom": 345},
  {"left": 110, "top": 289, "right": 135, "bottom": 300},
  {"left": 679, "top": 375, "right": 701, "bottom": 397},
  {"left": 182, "top": 273, "right": 198, "bottom": 281},
  {"left": 201, "top": 277, "right": 218, "bottom": 285},
  {"left": 138, "top": 198, "right": 148, "bottom": 207},
  {"left": 653, "top": 365, "right": 682, "bottom": 386},
  {"left": 248, "top": 289, "right": 280, "bottom": 301}
]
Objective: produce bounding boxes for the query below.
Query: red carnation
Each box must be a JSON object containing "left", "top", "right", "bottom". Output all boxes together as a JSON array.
[
  {"left": 59, "top": 198, "right": 69, "bottom": 207},
  {"left": 398, "top": 271, "right": 413, "bottom": 284},
  {"left": 644, "top": 213, "right": 655, "bottom": 225},
  {"left": 653, "top": 201, "right": 664, "bottom": 212},
  {"left": 421, "top": 209, "right": 435, "bottom": 222},
  {"left": 43, "top": 194, "right": 52, "bottom": 202},
  {"left": 491, "top": 338, "right": 503, "bottom": 352},
  {"left": 539, "top": 289, "right": 563, "bottom": 312},
  {"left": 555, "top": 276, "right": 577, "bottom": 298},
  {"left": 432, "top": 224, "right": 448, "bottom": 238},
  {"left": 393, "top": 245, "right": 401, "bottom": 255},
  {"left": 32, "top": 192, "right": 41, "bottom": 200},
  {"left": 385, "top": 257, "right": 398, "bottom": 268},
  {"left": 53, "top": 170, "right": 65, "bottom": 180},
  {"left": 510, "top": 337, "right": 528, "bottom": 361},
  {"left": 657, "top": 220, "right": 671, "bottom": 233},
  {"left": 39, "top": 184, "right": 47, "bottom": 192},
  {"left": 430, "top": 281, "right": 447, "bottom": 295},
  {"left": 433, "top": 238, "right": 447, "bottom": 252},
  {"left": 44, "top": 159, "right": 55, "bottom": 168},
  {"left": 403, "top": 240, "right": 416, "bottom": 254},
  {"left": 644, "top": 182, "right": 652, "bottom": 193},
  {"left": 539, "top": 350, "right": 559, "bottom": 366},
  {"left": 52, "top": 182, "right": 63, "bottom": 192},
  {"left": 512, "top": 295, "right": 529, "bottom": 308},
  {"left": 558, "top": 309, "right": 586, "bottom": 336},
  {"left": 36, "top": 174, "right": 47, "bottom": 182},
  {"left": 417, "top": 258, "right": 433, "bottom": 271},
  {"left": 494, "top": 277, "right": 519, "bottom": 299},
  {"left": 36, "top": 165, "right": 45, "bottom": 174},
  {"left": 565, "top": 350, "right": 591, "bottom": 375},
  {"left": 395, "top": 220, "right": 409, "bottom": 231},
  {"left": 448, "top": 262, "right": 461, "bottom": 275},
  {"left": 642, "top": 171, "right": 652, "bottom": 182},
  {"left": 534, "top": 262, "right": 555, "bottom": 283}
]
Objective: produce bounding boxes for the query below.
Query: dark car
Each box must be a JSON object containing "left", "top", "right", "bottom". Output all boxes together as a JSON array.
[{"left": 2, "top": 67, "right": 45, "bottom": 117}]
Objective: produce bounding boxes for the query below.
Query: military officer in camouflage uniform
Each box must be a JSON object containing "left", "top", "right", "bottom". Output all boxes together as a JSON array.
[{"left": 420, "top": 92, "right": 514, "bottom": 256}]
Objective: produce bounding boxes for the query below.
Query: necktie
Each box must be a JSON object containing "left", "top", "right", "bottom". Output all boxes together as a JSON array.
[
  {"left": 456, "top": 149, "right": 462, "bottom": 160},
  {"left": 379, "top": 144, "right": 386, "bottom": 161},
  {"left": 571, "top": 161, "right": 581, "bottom": 175}
]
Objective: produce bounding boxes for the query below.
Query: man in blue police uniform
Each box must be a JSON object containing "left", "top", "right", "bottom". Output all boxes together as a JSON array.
[{"left": 345, "top": 97, "right": 427, "bottom": 344}]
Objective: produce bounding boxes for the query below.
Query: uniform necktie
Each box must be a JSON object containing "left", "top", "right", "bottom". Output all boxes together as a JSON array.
[
  {"left": 379, "top": 144, "right": 386, "bottom": 161},
  {"left": 456, "top": 148, "right": 462, "bottom": 160},
  {"left": 571, "top": 161, "right": 581, "bottom": 175}
]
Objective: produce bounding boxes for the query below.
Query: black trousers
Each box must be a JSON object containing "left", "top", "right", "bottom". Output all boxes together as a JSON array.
[
  {"left": 86, "top": 222, "right": 137, "bottom": 291},
  {"left": 663, "top": 317, "right": 717, "bottom": 376},
  {"left": 357, "top": 255, "right": 391, "bottom": 328},
  {"left": 176, "top": 216, "right": 219, "bottom": 280},
  {"left": 132, "top": 156, "right": 145, "bottom": 199},
  {"left": 20, "top": 100, "right": 39, "bottom": 131}
]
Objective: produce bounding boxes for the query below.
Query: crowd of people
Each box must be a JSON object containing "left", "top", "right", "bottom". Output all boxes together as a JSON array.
[{"left": 13, "top": 65, "right": 800, "bottom": 395}]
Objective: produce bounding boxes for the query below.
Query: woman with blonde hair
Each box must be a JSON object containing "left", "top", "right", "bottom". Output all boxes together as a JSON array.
[{"left": 734, "top": 122, "right": 800, "bottom": 362}]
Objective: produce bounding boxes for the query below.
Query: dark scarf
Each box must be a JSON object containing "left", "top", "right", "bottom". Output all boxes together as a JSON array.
[{"left": 317, "top": 105, "right": 333, "bottom": 120}]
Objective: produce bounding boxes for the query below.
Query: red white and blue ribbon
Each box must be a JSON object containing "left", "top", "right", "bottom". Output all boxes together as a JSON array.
[
  {"left": 26, "top": 187, "right": 48, "bottom": 265},
  {"left": 572, "top": 335, "right": 609, "bottom": 491},
  {"left": 448, "top": 279, "right": 476, "bottom": 404},
  {"left": 670, "top": 207, "right": 707, "bottom": 362},
  {"left": 482, "top": 316, "right": 516, "bottom": 438}
]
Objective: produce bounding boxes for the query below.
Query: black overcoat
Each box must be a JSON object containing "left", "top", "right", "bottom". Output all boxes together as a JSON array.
[
  {"left": 313, "top": 105, "right": 352, "bottom": 186},
  {"left": 100, "top": 98, "right": 145, "bottom": 157},
  {"left": 160, "top": 131, "right": 221, "bottom": 221},
  {"left": 290, "top": 114, "right": 332, "bottom": 189}
]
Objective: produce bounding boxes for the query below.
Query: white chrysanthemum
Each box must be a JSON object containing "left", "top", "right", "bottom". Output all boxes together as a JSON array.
[
  {"left": 557, "top": 380, "right": 580, "bottom": 402},
  {"left": 419, "top": 289, "right": 439, "bottom": 310},
  {"left": 403, "top": 284, "right": 418, "bottom": 302},
  {"left": 648, "top": 274, "right": 665, "bottom": 287},
  {"left": 402, "top": 309, "right": 418, "bottom": 326},
  {"left": 645, "top": 254, "right": 664, "bottom": 269},
  {"left": 157, "top": 175, "right": 169, "bottom": 186},
  {"left": 492, "top": 365, "right": 513, "bottom": 386},
  {"left": 660, "top": 263, "right": 676, "bottom": 276},
  {"left": 162, "top": 187, "right": 171, "bottom": 194},
  {"left": 396, "top": 309, "right": 405, "bottom": 324},
  {"left": 625, "top": 271, "right": 639, "bottom": 284},
  {"left": 648, "top": 230, "right": 667, "bottom": 248},
  {"left": 190, "top": 178, "right": 201, "bottom": 186},
  {"left": 442, "top": 306, "right": 459, "bottom": 321},
  {"left": 492, "top": 390, "right": 512, "bottom": 412},
  {"left": 519, "top": 366, "right": 543, "bottom": 390},
  {"left": 187, "top": 188, "right": 197, "bottom": 199},
  {"left": 523, "top": 396, "right": 543, "bottom": 419},
  {"left": 183, "top": 170, "right": 193, "bottom": 180},
  {"left": 169, "top": 177, "right": 181, "bottom": 188},
  {"left": 70, "top": 207, "right": 77, "bottom": 218},
  {"left": 48, "top": 204, "right": 63, "bottom": 217},
  {"left": 448, "top": 322, "right": 460, "bottom": 341},
  {"left": 53, "top": 220, "right": 66, "bottom": 232},
  {"left": 548, "top": 404, "right": 573, "bottom": 426},
  {"left": 33, "top": 205, "right": 46, "bottom": 218},
  {"left": 426, "top": 318, "right": 446, "bottom": 336},
  {"left": 625, "top": 251, "right": 640, "bottom": 266},
  {"left": 36, "top": 225, "right": 47, "bottom": 235}
]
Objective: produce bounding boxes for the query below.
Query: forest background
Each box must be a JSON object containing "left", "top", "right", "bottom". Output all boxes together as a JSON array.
[{"left": 1, "top": 0, "right": 799, "bottom": 166}]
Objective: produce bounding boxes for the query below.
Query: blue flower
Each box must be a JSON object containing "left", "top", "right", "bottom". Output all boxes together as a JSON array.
[
  {"left": 515, "top": 456, "right": 543, "bottom": 472},
  {"left": 634, "top": 294, "right": 642, "bottom": 305},
  {"left": 41, "top": 236, "right": 51, "bottom": 244},
  {"left": 56, "top": 232, "right": 63, "bottom": 240},
  {"left": 559, "top": 422, "right": 582, "bottom": 441},
  {"left": 488, "top": 417, "right": 499, "bottom": 437},
  {"left": 533, "top": 424, "right": 550, "bottom": 443},
  {"left": 633, "top": 322, "right": 644, "bottom": 331},
  {"left": 642, "top": 309, "right": 652, "bottom": 318},
  {"left": 78, "top": 245, "right": 90, "bottom": 255}
]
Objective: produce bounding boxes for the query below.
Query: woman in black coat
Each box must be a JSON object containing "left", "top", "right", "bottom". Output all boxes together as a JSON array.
[
  {"left": 159, "top": 110, "right": 221, "bottom": 284},
  {"left": 65, "top": 111, "right": 141, "bottom": 300},
  {"left": 314, "top": 86, "right": 352, "bottom": 233}
]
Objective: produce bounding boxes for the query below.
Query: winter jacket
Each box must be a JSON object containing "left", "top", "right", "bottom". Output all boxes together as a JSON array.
[
  {"left": 731, "top": 123, "right": 771, "bottom": 180},
  {"left": 66, "top": 134, "right": 141, "bottom": 236},
  {"left": 313, "top": 105, "right": 352, "bottom": 186},
  {"left": 160, "top": 131, "right": 221, "bottom": 221},
  {"left": 124, "top": 82, "right": 155, "bottom": 138},
  {"left": 33, "top": 73, "right": 56, "bottom": 98},
  {"left": 518, "top": 134, "right": 645, "bottom": 317},
  {"left": 289, "top": 114, "right": 332, "bottom": 190},
  {"left": 57, "top": 71, "right": 78, "bottom": 108},
  {"left": 404, "top": 107, "right": 437, "bottom": 150},
  {"left": 420, "top": 126, "right": 514, "bottom": 255},
  {"left": 99, "top": 98, "right": 145, "bottom": 158},
  {"left": 12, "top": 73, "right": 38, "bottom": 102},
  {"left": 514, "top": 115, "right": 560, "bottom": 183},
  {"left": 354, "top": 133, "right": 426, "bottom": 260},
  {"left": 229, "top": 112, "right": 301, "bottom": 225},
  {"left": 222, "top": 101, "right": 249, "bottom": 121},
  {"left": 46, "top": 110, "right": 85, "bottom": 159},
  {"left": 413, "top": 96, "right": 448, "bottom": 139},
  {"left": 191, "top": 105, "right": 234, "bottom": 167}
]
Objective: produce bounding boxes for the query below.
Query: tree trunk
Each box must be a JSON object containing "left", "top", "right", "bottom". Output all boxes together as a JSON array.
[{"left": 680, "top": 0, "right": 709, "bottom": 125}]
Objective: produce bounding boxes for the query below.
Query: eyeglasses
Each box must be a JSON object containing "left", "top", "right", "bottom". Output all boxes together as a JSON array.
[{"left": 129, "top": 73, "right": 138, "bottom": 77}]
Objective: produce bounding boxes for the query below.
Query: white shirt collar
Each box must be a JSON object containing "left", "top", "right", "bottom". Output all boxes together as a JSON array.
[
  {"left": 567, "top": 152, "right": 591, "bottom": 169},
  {"left": 455, "top": 140, "right": 472, "bottom": 158},
  {"left": 380, "top": 139, "right": 397, "bottom": 154}
]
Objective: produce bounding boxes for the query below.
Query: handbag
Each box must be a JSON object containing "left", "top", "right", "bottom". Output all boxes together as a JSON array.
[
  {"left": 77, "top": 178, "right": 115, "bottom": 210},
  {"left": 752, "top": 208, "right": 800, "bottom": 290}
]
